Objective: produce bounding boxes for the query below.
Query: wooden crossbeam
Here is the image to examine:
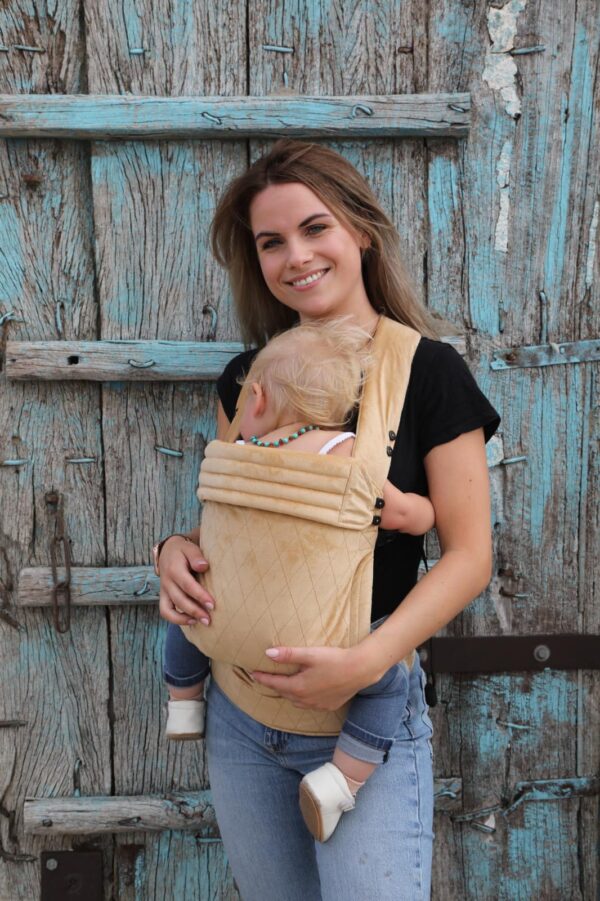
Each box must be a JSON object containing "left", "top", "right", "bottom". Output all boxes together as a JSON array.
[
  {"left": 0, "top": 93, "right": 470, "bottom": 139},
  {"left": 6, "top": 340, "right": 245, "bottom": 381},
  {"left": 5, "top": 335, "right": 465, "bottom": 381},
  {"left": 24, "top": 780, "right": 462, "bottom": 834},
  {"left": 17, "top": 567, "right": 159, "bottom": 607}
]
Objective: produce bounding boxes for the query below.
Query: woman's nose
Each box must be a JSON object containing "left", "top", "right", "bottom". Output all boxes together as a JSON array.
[{"left": 286, "top": 238, "right": 313, "bottom": 267}]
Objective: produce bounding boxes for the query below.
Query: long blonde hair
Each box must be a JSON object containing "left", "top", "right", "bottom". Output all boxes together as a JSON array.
[
  {"left": 210, "top": 139, "right": 440, "bottom": 346},
  {"left": 241, "top": 318, "right": 373, "bottom": 429}
]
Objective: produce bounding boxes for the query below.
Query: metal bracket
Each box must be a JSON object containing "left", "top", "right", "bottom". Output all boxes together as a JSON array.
[
  {"left": 41, "top": 851, "right": 103, "bottom": 901},
  {"left": 491, "top": 338, "right": 600, "bottom": 370},
  {"left": 418, "top": 634, "right": 600, "bottom": 673}
]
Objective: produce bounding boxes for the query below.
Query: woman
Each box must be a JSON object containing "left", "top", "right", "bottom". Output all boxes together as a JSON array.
[{"left": 156, "top": 139, "right": 500, "bottom": 900}]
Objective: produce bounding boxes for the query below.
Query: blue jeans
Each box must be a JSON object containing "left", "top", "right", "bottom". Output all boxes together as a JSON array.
[
  {"left": 163, "top": 622, "right": 210, "bottom": 687},
  {"left": 205, "top": 655, "right": 434, "bottom": 900},
  {"left": 164, "top": 621, "right": 408, "bottom": 765}
]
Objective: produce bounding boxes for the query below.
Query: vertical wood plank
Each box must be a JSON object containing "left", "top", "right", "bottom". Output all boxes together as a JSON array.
[
  {"left": 249, "top": 0, "right": 430, "bottom": 305},
  {"left": 0, "top": 3, "right": 112, "bottom": 899},
  {"left": 84, "top": 2, "right": 247, "bottom": 897},
  {"left": 427, "top": 1, "right": 599, "bottom": 898}
]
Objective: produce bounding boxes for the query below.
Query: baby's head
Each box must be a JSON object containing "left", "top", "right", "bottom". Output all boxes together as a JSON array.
[{"left": 238, "top": 318, "right": 373, "bottom": 438}]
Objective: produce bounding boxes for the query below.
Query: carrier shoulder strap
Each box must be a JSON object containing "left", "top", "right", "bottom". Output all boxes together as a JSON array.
[{"left": 351, "top": 316, "right": 421, "bottom": 487}]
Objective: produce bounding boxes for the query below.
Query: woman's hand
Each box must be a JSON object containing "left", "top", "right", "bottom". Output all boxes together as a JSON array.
[
  {"left": 158, "top": 536, "right": 216, "bottom": 627},
  {"left": 251, "top": 645, "right": 376, "bottom": 711}
]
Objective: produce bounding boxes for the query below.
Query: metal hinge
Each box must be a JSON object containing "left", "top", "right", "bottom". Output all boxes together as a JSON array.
[
  {"left": 418, "top": 634, "right": 600, "bottom": 674},
  {"left": 41, "top": 851, "right": 102, "bottom": 900}
]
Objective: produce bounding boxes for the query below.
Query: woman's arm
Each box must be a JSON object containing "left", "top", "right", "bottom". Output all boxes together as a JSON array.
[
  {"left": 157, "top": 400, "right": 231, "bottom": 625},
  {"left": 252, "top": 426, "right": 492, "bottom": 709},
  {"left": 355, "top": 426, "right": 492, "bottom": 681}
]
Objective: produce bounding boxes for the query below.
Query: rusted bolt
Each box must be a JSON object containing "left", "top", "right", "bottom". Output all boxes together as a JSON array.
[
  {"left": 42, "top": 818, "right": 53, "bottom": 827},
  {"left": 45, "top": 857, "right": 58, "bottom": 870},
  {"left": 533, "top": 644, "right": 551, "bottom": 662}
]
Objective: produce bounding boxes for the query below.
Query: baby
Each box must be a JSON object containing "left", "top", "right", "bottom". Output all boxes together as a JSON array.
[{"left": 162, "top": 318, "right": 435, "bottom": 842}]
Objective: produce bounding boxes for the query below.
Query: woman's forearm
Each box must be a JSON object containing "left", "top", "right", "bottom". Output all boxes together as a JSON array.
[{"left": 355, "top": 548, "right": 491, "bottom": 683}]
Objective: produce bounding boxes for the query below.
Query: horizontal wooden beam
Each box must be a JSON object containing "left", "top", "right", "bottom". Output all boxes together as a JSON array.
[
  {"left": 5, "top": 335, "right": 465, "bottom": 381},
  {"left": 0, "top": 93, "right": 470, "bottom": 140},
  {"left": 5, "top": 340, "right": 245, "bottom": 381},
  {"left": 17, "top": 567, "right": 159, "bottom": 607},
  {"left": 24, "top": 780, "right": 462, "bottom": 834},
  {"left": 24, "top": 791, "right": 219, "bottom": 836}
]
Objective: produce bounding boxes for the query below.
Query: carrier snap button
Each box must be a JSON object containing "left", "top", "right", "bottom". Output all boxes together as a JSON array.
[
  {"left": 375, "top": 497, "right": 385, "bottom": 509},
  {"left": 372, "top": 515, "right": 382, "bottom": 526},
  {"left": 388, "top": 430, "right": 397, "bottom": 441},
  {"left": 386, "top": 446, "right": 393, "bottom": 457}
]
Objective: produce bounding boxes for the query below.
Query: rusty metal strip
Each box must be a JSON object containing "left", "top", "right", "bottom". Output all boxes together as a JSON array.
[
  {"left": 451, "top": 777, "right": 599, "bottom": 833},
  {"left": 419, "top": 634, "right": 600, "bottom": 673},
  {"left": 491, "top": 338, "right": 600, "bottom": 370}
]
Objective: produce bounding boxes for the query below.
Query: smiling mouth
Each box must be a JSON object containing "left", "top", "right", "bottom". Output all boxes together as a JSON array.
[{"left": 286, "top": 268, "right": 330, "bottom": 289}]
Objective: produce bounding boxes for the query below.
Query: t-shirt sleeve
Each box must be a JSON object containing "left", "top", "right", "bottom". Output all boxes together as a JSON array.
[
  {"left": 416, "top": 341, "right": 501, "bottom": 458},
  {"left": 216, "top": 349, "right": 258, "bottom": 422}
]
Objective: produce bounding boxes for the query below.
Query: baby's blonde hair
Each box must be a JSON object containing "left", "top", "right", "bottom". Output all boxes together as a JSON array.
[{"left": 241, "top": 318, "right": 373, "bottom": 429}]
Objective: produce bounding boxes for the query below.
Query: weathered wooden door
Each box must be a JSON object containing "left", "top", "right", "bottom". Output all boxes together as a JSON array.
[{"left": 1, "top": 1, "right": 598, "bottom": 899}]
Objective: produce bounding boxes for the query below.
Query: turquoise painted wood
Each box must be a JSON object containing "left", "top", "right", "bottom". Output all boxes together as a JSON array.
[
  {"left": 0, "top": 92, "right": 471, "bottom": 138},
  {"left": 0, "top": 2, "right": 598, "bottom": 900}
]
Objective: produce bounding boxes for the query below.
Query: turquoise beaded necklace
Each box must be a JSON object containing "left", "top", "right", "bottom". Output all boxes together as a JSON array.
[{"left": 249, "top": 425, "right": 320, "bottom": 448}]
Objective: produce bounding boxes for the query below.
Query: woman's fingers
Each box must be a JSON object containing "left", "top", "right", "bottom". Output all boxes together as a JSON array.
[
  {"left": 158, "top": 589, "right": 198, "bottom": 626},
  {"left": 156, "top": 541, "right": 216, "bottom": 624},
  {"left": 166, "top": 581, "right": 212, "bottom": 623}
]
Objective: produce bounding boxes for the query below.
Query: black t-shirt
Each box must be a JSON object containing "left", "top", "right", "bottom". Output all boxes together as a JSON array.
[{"left": 216, "top": 335, "right": 501, "bottom": 622}]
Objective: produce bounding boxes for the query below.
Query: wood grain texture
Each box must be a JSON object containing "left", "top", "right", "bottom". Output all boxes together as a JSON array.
[
  {"left": 6, "top": 340, "right": 247, "bottom": 381},
  {"left": 0, "top": 4, "right": 115, "bottom": 895},
  {"left": 0, "top": 92, "right": 471, "bottom": 139},
  {"left": 17, "top": 566, "right": 159, "bottom": 606},
  {"left": 426, "top": 1, "right": 599, "bottom": 898},
  {"left": 84, "top": 1, "right": 247, "bottom": 897}
]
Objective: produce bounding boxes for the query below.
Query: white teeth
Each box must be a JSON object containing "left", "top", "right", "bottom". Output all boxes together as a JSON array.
[{"left": 291, "top": 269, "right": 327, "bottom": 287}]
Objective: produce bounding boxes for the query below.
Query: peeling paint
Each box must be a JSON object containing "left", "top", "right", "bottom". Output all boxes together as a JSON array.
[
  {"left": 585, "top": 199, "right": 599, "bottom": 289},
  {"left": 482, "top": 0, "right": 527, "bottom": 119},
  {"left": 495, "top": 140, "right": 513, "bottom": 252}
]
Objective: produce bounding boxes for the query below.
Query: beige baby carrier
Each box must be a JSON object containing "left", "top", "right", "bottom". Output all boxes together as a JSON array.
[{"left": 182, "top": 316, "right": 421, "bottom": 735}]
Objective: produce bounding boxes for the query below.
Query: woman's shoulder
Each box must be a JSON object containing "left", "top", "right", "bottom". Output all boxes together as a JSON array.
[{"left": 404, "top": 336, "right": 501, "bottom": 453}]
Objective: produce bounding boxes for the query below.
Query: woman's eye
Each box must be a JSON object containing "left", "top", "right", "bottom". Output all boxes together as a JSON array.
[
  {"left": 261, "top": 238, "right": 280, "bottom": 250},
  {"left": 307, "top": 224, "right": 326, "bottom": 235}
]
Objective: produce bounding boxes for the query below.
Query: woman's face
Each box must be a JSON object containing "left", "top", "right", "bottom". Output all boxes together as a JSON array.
[{"left": 249, "top": 182, "right": 373, "bottom": 323}]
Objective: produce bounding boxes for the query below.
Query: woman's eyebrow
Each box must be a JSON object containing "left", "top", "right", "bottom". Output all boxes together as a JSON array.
[{"left": 254, "top": 212, "right": 333, "bottom": 242}]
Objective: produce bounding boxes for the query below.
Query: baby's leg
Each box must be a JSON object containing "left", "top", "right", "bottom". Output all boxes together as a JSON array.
[
  {"left": 299, "top": 662, "right": 409, "bottom": 842},
  {"left": 169, "top": 682, "right": 205, "bottom": 701},
  {"left": 163, "top": 623, "right": 211, "bottom": 739}
]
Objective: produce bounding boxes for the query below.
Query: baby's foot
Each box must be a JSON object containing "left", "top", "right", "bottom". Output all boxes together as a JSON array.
[
  {"left": 165, "top": 699, "right": 205, "bottom": 740},
  {"left": 299, "top": 763, "right": 356, "bottom": 842}
]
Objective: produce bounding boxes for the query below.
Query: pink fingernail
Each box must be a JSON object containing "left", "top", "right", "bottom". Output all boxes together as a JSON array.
[
  {"left": 205, "top": 602, "right": 214, "bottom": 610},
  {"left": 200, "top": 617, "right": 210, "bottom": 625},
  {"left": 265, "top": 648, "right": 279, "bottom": 658}
]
